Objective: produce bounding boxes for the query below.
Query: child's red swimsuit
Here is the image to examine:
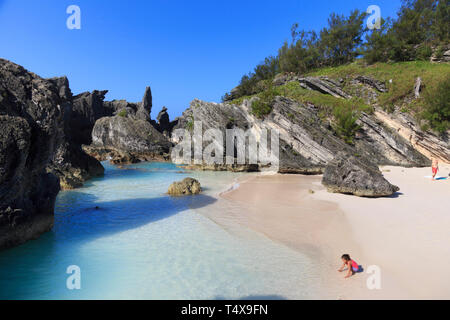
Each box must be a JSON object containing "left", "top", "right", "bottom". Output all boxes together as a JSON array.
[{"left": 432, "top": 167, "right": 438, "bottom": 175}]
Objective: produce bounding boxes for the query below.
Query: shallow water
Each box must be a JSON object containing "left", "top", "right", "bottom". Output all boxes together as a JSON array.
[{"left": 0, "top": 162, "right": 321, "bottom": 300}]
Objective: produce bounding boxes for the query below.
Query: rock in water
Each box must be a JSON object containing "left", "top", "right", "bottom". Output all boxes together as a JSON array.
[
  {"left": 322, "top": 152, "right": 400, "bottom": 197},
  {"left": 168, "top": 178, "right": 202, "bottom": 196},
  {"left": 0, "top": 58, "right": 106, "bottom": 249},
  {"left": 0, "top": 60, "right": 62, "bottom": 249}
]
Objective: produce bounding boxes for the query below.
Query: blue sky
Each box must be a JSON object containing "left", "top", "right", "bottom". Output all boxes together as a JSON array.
[{"left": 0, "top": 0, "right": 402, "bottom": 118}]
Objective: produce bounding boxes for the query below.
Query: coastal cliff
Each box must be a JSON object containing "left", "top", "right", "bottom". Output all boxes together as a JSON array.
[
  {"left": 0, "top": 59, "right": 103, "bottom": 249},
  {"left": 0, "top": 57, "right": 448, "bottom": 249},
  {"left": 171, "top": 94, "right": 432, "bottom": 173}
]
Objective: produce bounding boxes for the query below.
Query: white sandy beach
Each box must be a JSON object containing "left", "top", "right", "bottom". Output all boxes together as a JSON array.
[{"left": 195, "top": 164, "right": 450, "bottom": 299}]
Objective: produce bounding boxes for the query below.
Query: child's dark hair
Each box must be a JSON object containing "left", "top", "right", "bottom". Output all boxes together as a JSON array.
[{"left": 341, "top": 254, "right": 351, "bottom": 261}]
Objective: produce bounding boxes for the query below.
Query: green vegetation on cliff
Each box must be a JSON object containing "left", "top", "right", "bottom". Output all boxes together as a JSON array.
[
  {"left": 230, "top": 60, "right": 449, "bottom": 140},
  {"left": 421, "top": 74, "right": 450, "bottom": 133},
  {"left": 226, "top": 0, "right": 449, "bottom": 101}
]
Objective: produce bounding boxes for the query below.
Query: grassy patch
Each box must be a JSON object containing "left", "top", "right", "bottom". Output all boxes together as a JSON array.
[
  {"left": 117, "top": 109, "right": 127, "bottom": 117},
  {"left": 250, "top": 86, "right": 276, "bottom": 118},
  {"left": 306, "top": 60, "right": 450, "bottom": 112}
]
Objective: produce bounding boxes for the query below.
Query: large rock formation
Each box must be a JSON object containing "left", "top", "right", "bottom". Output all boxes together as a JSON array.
[
  {"left": 168, "top": 178, "right": 201, "bottom": 196},
  {"left": 89, "top": 115, "right": 172, "bottom": 163},
  {"left": 50, "top": 80, "right": 105, "bottom": 189},
  {"left": 171, "top": 96, "right": 430, "bottom": 173},
  {"left": 0, "top": 58, "right": 103, "bottom": 249},
  {"left": 322, "top": 153, "right": 400, "bottom": 197},
  {"left": 70, "top": 90, "right": 111, "bottom": 145},
  {"left": 156, "top": 106, "right": 171, "bottom": 133},
  {"left": 69, "top": 86, "right": 155, "bottom": 146},
  {"left": 374, "top": 109, "right": 449, "bottom": 164},
  {"left": 137, "top": 86, "right": 152, "bottom": 121},
  {"left": 76, "top": 86, "right": 175, "bottom": 164}
]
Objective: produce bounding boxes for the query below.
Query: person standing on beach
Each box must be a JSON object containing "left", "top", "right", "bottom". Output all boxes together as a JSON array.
[{"left": 432, "top": 158, "right": 439, "bottom": 181}]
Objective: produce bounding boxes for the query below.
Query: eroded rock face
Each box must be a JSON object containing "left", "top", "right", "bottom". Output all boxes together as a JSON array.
[
  {"left": 355, "top": 76, "right": 387, "bottom": 93},
  {"left": 71, "top": 90, "right": 111, "bottom": 145},
  {"left": 138, "top": 86, "right": 152, "bottom": 121},
  {"left": 168, "top": 178, "right": 201, "bottom": 196},
  {"left": 298, "top": 77, "right": 352, "bottom": 99},
  {"left": 374, "top": 109, "right": 449, "bottom": 164},
  {"left": 0, "top": 60, "right": 63, "bottom": 249},
  {"left": 90, "top": 116, "right": 171, "bottom": 163},
  {"left": 156, "top": 106, "right": 171, "bottom": 133},
  {"left": 172, "top": 96, "right": 430, "bottom": 173},
  {"left": 431, "top": 44, "right": 450, "bottom": 63},
  {"left": 322, "top": 152, "right": 400, "bottom": 197},
  {"left": 0, "top": 58, "right": 107, "bottom": 249}
]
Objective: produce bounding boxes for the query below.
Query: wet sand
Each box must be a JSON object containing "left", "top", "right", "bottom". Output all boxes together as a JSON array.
[{"left": 197, "top": 165, "right": 450, "bottom": 299}]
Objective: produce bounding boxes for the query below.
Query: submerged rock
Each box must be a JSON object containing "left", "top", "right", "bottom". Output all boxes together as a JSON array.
[
  {"left": 322, "top": 152, "right": 400, "bottom": 197},
  {"left": 168, "top": 178, "right": 202, "bottom": 196}
]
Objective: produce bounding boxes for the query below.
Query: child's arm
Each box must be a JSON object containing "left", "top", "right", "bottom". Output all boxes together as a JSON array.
[
  {"left": 338, "top": 262, "right": 346, "bottom": 272},
  {"left": 344, "top": 261, "right": 353, "bottom": 278}
]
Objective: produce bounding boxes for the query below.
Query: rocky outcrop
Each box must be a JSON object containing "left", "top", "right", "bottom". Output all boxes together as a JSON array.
[
  {"left": 155, "top": 106, "right": 178, "bottom": 135},
  {"left": 414, "top": 77, "right": 422, "bottom": 98},
  {"left": 137, "top": 86, "right": 152, "bottom": 121},
  {"left": 0, "top": 61, "right": 61, "bottom": 248},
  {"left": 89, "top": 115, "right": 171, "bottom": 164},
  {"left": 374, "top": 109, "right": 449, "bottom": 164},
  {"left": 70, "top": 86, "right": 156, "bottom": 146},
  {"left": 172, "top": 96, "right": 430, "bottom": 173},
  {"left": 70, "top": 90, "right": 111, "bottom": 145},
  {"left": 0, "top": 58, "right": 108, "bottom": 249},
  {"left": 168, "top": 178, "right": 201, "bottom": 196},
  {"left": 157, "top": 107, "right": 170, "bottom": 130},
  {"left": 322, "top": 153, "right": 400, "bottom": 197},
  {"left": 354, "top": 76, "right": 387, "bottom": 93},
  {"left": 354, "top": 112, "right": 430, "bottom": 167},
  {"left": 431, "top": 44, "right": 450, "bottom": 63},
  {"left": 298, "top": 77, "right": 352, "bottom": 99}
]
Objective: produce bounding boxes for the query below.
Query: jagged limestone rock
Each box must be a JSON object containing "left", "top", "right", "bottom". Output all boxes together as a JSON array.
[
  {"left": 91, "top": 116, "right": 171, "bottom": 163},
  {"left": 168, "top": 178, "right": 201, "bottom": 196},
  {"left": 322, "top": 152, "right": 400, "bottom": 197}
]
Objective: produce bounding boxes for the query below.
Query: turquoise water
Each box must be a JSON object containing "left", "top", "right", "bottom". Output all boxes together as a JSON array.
[{"left": 0, "top": 162, "right": 320, "bottom": 300}]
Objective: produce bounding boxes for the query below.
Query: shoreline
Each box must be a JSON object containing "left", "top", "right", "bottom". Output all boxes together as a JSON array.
[{"left": 194, "top": 165, "right": 450, "bottom": 299}]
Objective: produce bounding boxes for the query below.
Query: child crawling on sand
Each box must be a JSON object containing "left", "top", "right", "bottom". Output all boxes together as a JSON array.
[{"left": 338, "top": 254, "right": 361, "bottom": 279}]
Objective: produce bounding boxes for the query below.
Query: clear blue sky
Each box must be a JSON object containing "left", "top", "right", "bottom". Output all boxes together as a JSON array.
[{"left": 0, "top": 0, "right": 402, "bottom": 118}]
